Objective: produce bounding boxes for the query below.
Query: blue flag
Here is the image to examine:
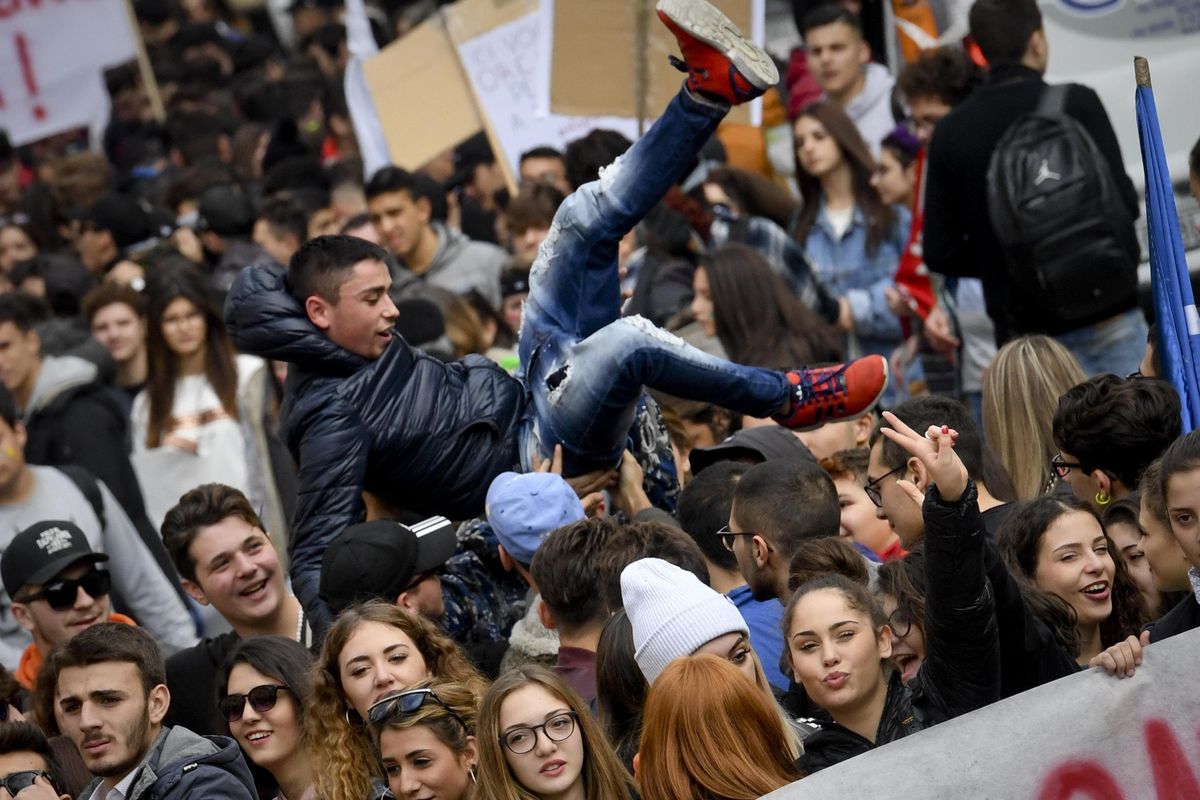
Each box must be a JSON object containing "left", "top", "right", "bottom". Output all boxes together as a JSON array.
[{"left": 1137, "top": 56, "right": 1200, "bottom": 432}]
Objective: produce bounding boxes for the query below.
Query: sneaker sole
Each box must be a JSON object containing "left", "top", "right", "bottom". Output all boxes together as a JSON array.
[{"left": 656, "top": 0, "right": 779, "bottom": 90}]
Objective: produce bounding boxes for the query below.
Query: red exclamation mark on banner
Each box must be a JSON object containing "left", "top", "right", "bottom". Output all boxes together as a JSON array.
[{"left": 15, "top": 34, "right": 46, "bottom": 121}]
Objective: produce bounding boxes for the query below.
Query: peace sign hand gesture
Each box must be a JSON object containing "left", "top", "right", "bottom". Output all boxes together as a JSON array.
[{"left": 879, "top": 410, "right": 969, "bottom": 504}]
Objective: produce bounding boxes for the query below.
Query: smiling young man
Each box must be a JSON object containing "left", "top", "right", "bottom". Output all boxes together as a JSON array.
[
  {"left": 0, "top": 385, "right": 195, "bottom": 670},
  {"left": 46, "top": 623, "right": 256, "bottom": 800},
  {"left": 159, "top": 483, "right": 309, "bottom": 736},
  {"left": 227, "top": 0, "right": 889, "bottom": 634},
  {"left": 2, "top": 521, "right": 136, "bottom": 691}
]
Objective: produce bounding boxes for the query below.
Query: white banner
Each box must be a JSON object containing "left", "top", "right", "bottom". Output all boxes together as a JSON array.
[
  {"left": 764, "top": 627, "right": 1200, "bottom": 799},
  {"left": 455, "top": 10, "right": 639, "bottom": 180},
  {"left": 0, "top": 0, "right": 136, "bottom": 145}
]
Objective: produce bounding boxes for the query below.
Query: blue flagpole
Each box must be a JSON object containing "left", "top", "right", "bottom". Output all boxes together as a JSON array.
[{"left": 1136, "top": 56, "right": 1200, "bottom": 432}]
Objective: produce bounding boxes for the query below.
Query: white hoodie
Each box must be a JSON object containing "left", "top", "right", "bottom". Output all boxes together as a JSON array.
[{"left": 840, "top": 62, "right": 897, "bottom": 157}]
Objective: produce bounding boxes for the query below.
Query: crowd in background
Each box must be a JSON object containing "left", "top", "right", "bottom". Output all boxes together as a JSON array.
[{"left": 0, "top": 0, "right": 1198, "bottom": 797}]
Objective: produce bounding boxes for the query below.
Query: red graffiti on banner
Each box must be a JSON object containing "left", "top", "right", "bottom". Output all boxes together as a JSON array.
[
  {"left": 0, "top": 0, "right": 85, "bottom": 22},
  {"left": 1037, "top": 719, "right": 1200, "bottom": 800}
]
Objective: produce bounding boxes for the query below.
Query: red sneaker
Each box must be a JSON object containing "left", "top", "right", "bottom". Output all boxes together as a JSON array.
[
  {"left": 657, "top": 0, "right": 779, "bottom": 106},
  {"left": 772, "top": 356, "right": 889, "bottom": 431}
]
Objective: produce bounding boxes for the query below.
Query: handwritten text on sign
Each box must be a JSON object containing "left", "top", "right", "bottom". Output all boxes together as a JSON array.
[
  {"left": 0, "top": 0, "right": 135, "bottom": 144},
  {"left": 763, "top": 627, "right": 1200, "bottom": 799},
  {"left": 454, "top": 11, "right": 638, "bottom": 180}
]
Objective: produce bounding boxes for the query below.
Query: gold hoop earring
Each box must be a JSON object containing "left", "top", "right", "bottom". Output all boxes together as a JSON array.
[{"left": 1095, "top": 491, "right": 1111, "bottom": 506}]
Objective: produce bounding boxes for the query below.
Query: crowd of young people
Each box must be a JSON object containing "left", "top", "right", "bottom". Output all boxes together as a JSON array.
[{"left": 0, "top": 0, "right": 1197, "bottom": 797}]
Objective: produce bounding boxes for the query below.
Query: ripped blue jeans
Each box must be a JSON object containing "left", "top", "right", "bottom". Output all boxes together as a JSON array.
[{"left": 518, "top": 88, "right": 792, "bottom": 478}]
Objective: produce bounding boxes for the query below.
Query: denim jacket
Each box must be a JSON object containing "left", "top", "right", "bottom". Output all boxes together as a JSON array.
[{"left": 802, "top": 201, "right": 909, "bottom": 352}]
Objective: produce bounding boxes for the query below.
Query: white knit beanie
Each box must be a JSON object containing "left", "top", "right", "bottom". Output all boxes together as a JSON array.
[{"left": 621, "top": 557, "right": 749, "bottom": 685}]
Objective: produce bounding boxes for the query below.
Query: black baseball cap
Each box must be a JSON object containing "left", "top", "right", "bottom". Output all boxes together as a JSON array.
[
  {"left": 1, "top": 521, "right": 108, "bottom": 598},
  {"left": 320, "top": 517, "right": 457, "bottom": 614},
  {"left": 689, "top": 425, "right": 817, "bottom": 476}
]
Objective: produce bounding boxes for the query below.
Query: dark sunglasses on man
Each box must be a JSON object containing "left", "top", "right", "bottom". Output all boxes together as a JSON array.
[
  {"left": 15, "top": 569, "right": 111, "bottom": 611},
  {"left": 0, "top": 769, "right": 61, "bottom": 797},
  {"left": 218, "top": 684, "right": 291, "bottom": 723}
]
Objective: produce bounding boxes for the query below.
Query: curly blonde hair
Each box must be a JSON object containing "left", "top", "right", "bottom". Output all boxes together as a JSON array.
[{"left": 304, "top": 601, "right": 485, "bottom": 800}]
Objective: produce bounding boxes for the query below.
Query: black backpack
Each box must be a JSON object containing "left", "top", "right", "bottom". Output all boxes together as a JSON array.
[{"left": 986, "top": 84, "right": 1138, "bottom": 322}]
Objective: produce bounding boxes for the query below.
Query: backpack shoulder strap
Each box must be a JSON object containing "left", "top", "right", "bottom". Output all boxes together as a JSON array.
[
  {"left": 57, "top": 465, "right": 106, "bottom": 529},
  {"left": 1036, "top": 83, "right": 1070, "bottom": 118}
]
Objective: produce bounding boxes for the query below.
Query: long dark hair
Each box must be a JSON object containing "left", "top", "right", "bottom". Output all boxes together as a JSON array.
[
  {"left": 595, "top": 610, "right": 645, "bottom": 773},
  {"left": 218, "top": 636, "right": 316, "bottom": 736},
  {"left": 144, "top": 265, "right": 240, "bottom": 448},
  {"left": 701, "top": 243, "right": 841, "bottom": 369},
  {"left": 792, "top": 101, "right": 897, "bottom": 255},
  {"left": 997, "top": 495, "right": 1149, "bottom": 655}
]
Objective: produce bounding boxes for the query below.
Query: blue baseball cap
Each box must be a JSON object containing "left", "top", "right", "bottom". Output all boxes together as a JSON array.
[{"left": 485, "top": 472, "right": 586, "bottom": 565}]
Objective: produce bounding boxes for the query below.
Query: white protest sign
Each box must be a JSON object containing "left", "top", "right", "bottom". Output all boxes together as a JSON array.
[
  {"left": 763, "top": 627, "right": 1200, "bottom": 799},
  {"left": 0, "top": 0, "right": 137, "bottom": 145},
  {"left": 454, "top": 10, "right": 640, "bottom": 181}
]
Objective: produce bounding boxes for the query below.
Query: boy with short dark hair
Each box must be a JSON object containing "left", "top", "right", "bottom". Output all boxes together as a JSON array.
[
  {"left": 227, "top": 0, "right": 888, "bottom": 633},
  {"left": 528, "top": 518, "right": 619, "bottom": 707},
  {"left": 45, "top": 624, "right": 257, "bottom": 800},
  {"left": 159, "top": 483, "right": 309, "bottom": 736},
  {"left": 800, "top": 3, "right": 894, "bottom": 153},
  {"left": 924, "top": 0, "right": 1143, "bottom": 372},
  {"left": 365, "top": 165, "right": 506, "bottom": 307}
]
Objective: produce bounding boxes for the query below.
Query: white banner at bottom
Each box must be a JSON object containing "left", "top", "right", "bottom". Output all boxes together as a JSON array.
[{"left": 764, "top": 626, "right": 1200, "bottom": 799}]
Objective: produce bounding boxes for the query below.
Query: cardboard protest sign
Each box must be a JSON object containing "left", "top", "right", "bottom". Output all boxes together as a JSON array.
[
  {"left": 763, "top": 628, "right": 1200, "bottom": 799},
  {"left": 362, "top": 14, "right": 482, "bottom": 172},
  {"left": 0, "top": 0, "right": 137, "bottom": 145},
  {"left": 545, "top": 0, "right": 764, "bottom": 126},
  {"left": 448, "top": 0, "right": 638, "bottom": 183}
]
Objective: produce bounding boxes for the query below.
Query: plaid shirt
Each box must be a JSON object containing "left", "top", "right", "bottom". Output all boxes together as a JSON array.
[{"left": 710, "top": 212, "right": 842, "bottom": 325}]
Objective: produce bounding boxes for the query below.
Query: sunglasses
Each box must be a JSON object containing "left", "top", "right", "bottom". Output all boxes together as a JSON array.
[
  {"left": 0, "top": 770, "right": 60, "bottom": 796},
  {"left": 219, "top": 684, "right": 290, "bottom": 723},
  {"left": 17, "top": 569, "right": 111, "bottom": 611},
  {"left": 367, "top": 688, "right": 467, "bottom": 730}
]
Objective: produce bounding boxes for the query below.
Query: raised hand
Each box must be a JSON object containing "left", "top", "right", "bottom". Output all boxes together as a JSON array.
[{"left": 879, "top": 410, "right": 968, "bottom": 503}]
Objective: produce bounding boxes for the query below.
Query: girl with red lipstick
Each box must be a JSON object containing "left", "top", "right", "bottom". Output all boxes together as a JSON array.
[
  {"left": 476, "top": 665, "right": 634, "bottom": 800},
  {"left": 785, "top": 415, "right": 1000, "bottom": 774},
  {"left": 218, "top": 636, "right": 317, "bottom": 800},
  {"left": 997, "top": 496, "right": 1147, "bottom": 666}
]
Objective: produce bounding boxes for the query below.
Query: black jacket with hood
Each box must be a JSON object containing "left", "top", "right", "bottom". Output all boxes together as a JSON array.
[
  {"left": 798, "top": 482, "right": 1001, "bottom": 774},
  {"left": 226, "top": 262, "right": 527, "bottom": 632},
  {"left": 78, "top": 726, "right": 257, "bottom": 800}
]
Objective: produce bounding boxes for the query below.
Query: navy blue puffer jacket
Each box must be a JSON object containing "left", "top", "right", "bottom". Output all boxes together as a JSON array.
[{"left": 226, "top": 263, "right": 527, "bottom": 631}]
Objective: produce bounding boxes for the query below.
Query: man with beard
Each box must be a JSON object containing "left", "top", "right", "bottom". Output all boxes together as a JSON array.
[{"left": 45, "top": 623, "right": 256, "bottom": 800}]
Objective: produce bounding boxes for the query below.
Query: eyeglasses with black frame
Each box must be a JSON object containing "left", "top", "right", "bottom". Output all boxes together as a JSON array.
[
  {"left": 367, "top": 688, "right": 468, "bottom": 731},
  {"left": 1050, "top": 454, "right": 1084, "bottom": 479},
  {"left": 218, "top": 684, "right": 291, "bottom": 723},
  {"left": 865, "top": 464, "right": 906, "bottom": 508},
  {"left": 500, "top": 711, "right": 579, "bottom": 755},
  {"left": 887, "top": 607, "right": 914, "bottom": 639},
  {"left": 715, "top": 525, "right": 756, "bottom": 553},
  {"left": 15, "top": 569, "right": 111, "bottom": 611},
  {"left": 0, "top": 770, "right": 61, "bottom": 797}
]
